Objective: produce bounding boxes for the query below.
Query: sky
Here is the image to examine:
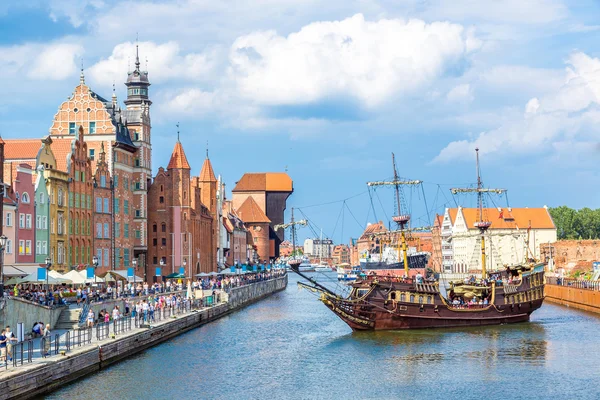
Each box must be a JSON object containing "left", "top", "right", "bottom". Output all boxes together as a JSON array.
[{"left": 1, "top": 0, "right": 600, "bottom": 243}]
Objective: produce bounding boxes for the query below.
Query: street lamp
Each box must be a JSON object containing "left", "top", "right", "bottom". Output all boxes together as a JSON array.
[
  {"left": 183, "top": 259, "right": 187, "bottom": 277},
  {"left": 0, "top": 235, "right": 8, "bottom": 298},
  {"left": 132, "top": 258, "right": 138, "bottom": 297},
  {"left": 159, "top": 258, "right": 165, "bottom": 289},
  {"left": 92, "top": 255, "right": 98, "bottom": 284},
  {"left": 45, "top": 257, "right": 51, "bottom": 295}
]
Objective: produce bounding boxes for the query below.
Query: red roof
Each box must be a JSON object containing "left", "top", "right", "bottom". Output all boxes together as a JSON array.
[
  {"left": 233, "top": 173, "right": 292, "bottom": 192},
  {"left": 199, "top": 157, "right": 216, "bottom": 182},
  {"left": 237, "top": 196, "right": 271, "bottom": 223},
  {"left": 167, "top": 141, "right": 191, "bottom": 170},
  {"left": 449, "top": 207, "right": 555, "bottom": 230}
]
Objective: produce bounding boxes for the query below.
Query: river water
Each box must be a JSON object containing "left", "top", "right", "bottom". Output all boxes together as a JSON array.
[{"left": 46, "top": 273, "right": 600, "bottom": 400}]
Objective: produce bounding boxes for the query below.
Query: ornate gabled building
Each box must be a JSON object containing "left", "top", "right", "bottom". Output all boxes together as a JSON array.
[
  {"left": 47, "top": 56, "right": 150, "bottom": 270},
  {"left": 147, "top": 137, "right": 216, "bottom": 280},
  {"left": 236, "top": 196, "right": 270, "bottom": 263}
]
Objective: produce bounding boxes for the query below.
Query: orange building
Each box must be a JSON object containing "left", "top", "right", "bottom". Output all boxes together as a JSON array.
[
  {"left": 236, "top": 196, "right": 271, "bottom": 263},
  {"left": 232, "top": 172, "right": 292, "bottom": 260},
  {"left": 332, "top": 244, "right": 351, "bottom": 265}
]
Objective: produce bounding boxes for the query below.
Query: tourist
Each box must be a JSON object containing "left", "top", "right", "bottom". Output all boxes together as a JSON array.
[
  {"left": 142, "top": 300, "right": 149, "bottom": 322},
  {"left": 415, "top": 272, "right": 423, "bottom": 284},
  {"left": 112, "top": 306, "right": 120, "bottom": 321},
  {"left": 32, "top": 322, "right": 43, "bottom": 338},
  {"left": 42, "top": 324, "right": 51, "bottom": 356},
  {"left": 5, "top": 326, "right": 16, "bottom": 362},
  {"left": 104, "top": 310, "right": 110, "bottom": 324},
  {"left": 0, "top": 329, "right": 7, "bottom": 365},
  {"left": 87, "top": 309, "right": 95, "bottom": 328}
]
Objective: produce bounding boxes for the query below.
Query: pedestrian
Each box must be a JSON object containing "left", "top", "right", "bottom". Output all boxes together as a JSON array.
[
  {"left": 0, "top": 329, "right": 7, "bottom": 365},
  {"left": 87, "top": 309, "right": 95, "bottom": 328},
  {"left": 5, "top": 326, "right": 16, "bottom": 362},
  {"left": 42, "top": 324, "right": 51, "bottom": 356}
]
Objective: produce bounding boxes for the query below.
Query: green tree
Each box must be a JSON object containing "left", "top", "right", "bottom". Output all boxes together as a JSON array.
[
  {"left": 549, "top": 206, "right": 577, "bottom": 239},
  {"left": 550, "top": 206, "right": 600, "bottom": 240}
]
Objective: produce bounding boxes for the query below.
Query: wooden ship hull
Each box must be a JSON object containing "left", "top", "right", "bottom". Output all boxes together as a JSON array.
[{"left": 303, "top": 264, "right": 546, "bottom": 331}]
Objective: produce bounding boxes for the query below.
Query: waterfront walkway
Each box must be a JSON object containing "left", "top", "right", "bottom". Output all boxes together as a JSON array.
[{"left": 0, "top": 297, "right": 214, "bottom": 375}]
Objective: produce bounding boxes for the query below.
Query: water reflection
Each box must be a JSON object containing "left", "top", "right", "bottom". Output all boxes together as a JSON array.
[{"left": 45, "top": 275, "right": 600, "bottom": 400}]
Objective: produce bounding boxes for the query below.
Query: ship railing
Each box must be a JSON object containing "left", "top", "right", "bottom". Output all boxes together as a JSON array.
[{"left": 546, "top": 276, "right": 600, "bottom": 291}]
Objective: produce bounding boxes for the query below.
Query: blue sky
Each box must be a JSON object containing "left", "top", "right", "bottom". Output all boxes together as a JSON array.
[{"left": 1, "top": 0, "right": 600, "bottom": 243}]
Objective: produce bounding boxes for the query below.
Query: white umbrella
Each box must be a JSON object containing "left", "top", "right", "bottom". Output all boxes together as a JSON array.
[{"left": 16, "top": 271, "right": 72, "bottom": 285}]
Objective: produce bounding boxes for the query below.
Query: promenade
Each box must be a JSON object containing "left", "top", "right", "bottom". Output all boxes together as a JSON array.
[
  {"left": 545, "top": 276, "right": 600, "bottom": 314},
  {"left": 0, "top": 274, "right": 288, "bottom": 400}
]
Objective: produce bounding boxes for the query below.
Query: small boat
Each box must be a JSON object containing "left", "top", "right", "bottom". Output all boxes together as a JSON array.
[
  {"left": 337, "top": 266, "right": 361, "bottom": 282},
  {"left": 314, "top": 265, "right": 331, "bottom": 273}
]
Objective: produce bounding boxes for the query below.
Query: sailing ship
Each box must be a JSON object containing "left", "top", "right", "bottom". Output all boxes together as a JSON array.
[
  {"left": 360, "top": 154, "right": 430, "bottom": 272},
  {"left": 292, "top": 149, "right": 546, "bottom": 330}
]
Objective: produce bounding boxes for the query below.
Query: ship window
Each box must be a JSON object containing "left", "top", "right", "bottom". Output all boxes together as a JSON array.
[
  {"left": 390, "top": 292, "right": 396, "bottom": 300},
  {"left": 357, "top": 289, "right": 368, "bottom": 297},
  {"left": 418, "top": 296, "right": 423, "bottom": 304},
  {"left": 410, "top": 295, "right": 415, "bottom": 303},
  {"left": 427, "top": 296, "right": 433, "bottom": 304},
  {"left": 400, "top": 293, "right": 406, "bottom": 302}
]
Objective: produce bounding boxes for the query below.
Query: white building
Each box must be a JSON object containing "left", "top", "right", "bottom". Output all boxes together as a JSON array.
[
  {"left": 442, "top": 206, "right": 557, "bottom": 273},
  {"left": 303, "top": 238, "right": 334, "bottom": 259}
]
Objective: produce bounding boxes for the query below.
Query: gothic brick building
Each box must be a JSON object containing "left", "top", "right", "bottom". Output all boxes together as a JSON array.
[{"left": 147, "top": 138, "right": 216, "bottom": 280}]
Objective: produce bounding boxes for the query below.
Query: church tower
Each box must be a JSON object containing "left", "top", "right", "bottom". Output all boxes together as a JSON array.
[
  {"left": 199, "top": 149, "right": 217, "bottom": 213},
  {"left": 124, "top": 41, "right": 153, "bottom": 273}
]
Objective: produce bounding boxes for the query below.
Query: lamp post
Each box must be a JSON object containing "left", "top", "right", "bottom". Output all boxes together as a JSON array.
[
  {"left": 183, "top": 259, "right": 187, "bottom": 277},
  {"left": 45, "top": 257, "right": 51, "bottom": 295},
  {"left": 0, "top": 235, "right": 8, "bottom": 298},
  {"left": 159, "top": 258, "right": 165, "bottom": 291},
  {"left": 132, "top": 258, "right": 138, "bottom": 297},
  {"left": 92, "top": 255, "right": 98, "bottom": 284}
]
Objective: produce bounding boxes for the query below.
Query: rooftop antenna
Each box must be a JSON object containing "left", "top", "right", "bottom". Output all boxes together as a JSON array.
[
  {"left": 206, "top": 140, "right": 209, "bottom": 158},
  {"left": 176, "top": 122, "right": 180, "bottom": 142},
  {"left": 79, "top": 57, "right": 85, "bottom": 85}
]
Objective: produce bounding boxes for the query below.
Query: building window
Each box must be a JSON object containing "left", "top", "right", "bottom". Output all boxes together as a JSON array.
[
  {"left": 134, "top": 131, "right": 140, "bottom": 141},
  {"left": 5, "top": 240, "right": 11, "bottom": 254},
  {"left": 104, "top": 223, "right": 109, "bottom": 238},
  {"left": 114, "top": 175, "right": 118, "bottom": 187},
  {"left": 114, "top": 199, "right": 120, "bottom": 213},
  {"left": 96, "top": 197, "right": 102, "bottom": 213},
  {"left": 135, "top": 230, "right": 141, "bottom": 239},
  {"left": 124, "top": 249, "right": 130, "bottom": 267},
  {"left": 26, "top": 214, "right": 31, "bottom": 229},
  {"left": 153, "top": 257, "right": 158, "bottom": 265},
  {"left": 58, "top": 189, "right": 64, "bottom": 206},
  {"left": 5, "top": 212, "right": 11, "bottom": 227},
  {"left": 89, "top": 121, "right": 96, "bottom": 134},
  {"left": 153, "top": 224, "right": 157, "bottom": 233},
  {"left": 19, "top": 214, "right": 25, "bottom": 229},
  {"left": 58, "top": 213, "right": 64, "bottom": 235},
  {"left": 104, "top": 248, "right": 109, "bottom": 267},
  {"left": 89, "top": 149, "right": 95, "bottom": 161},
  {"left": 36, "top": 215, "right": 41, "bottom": 229},
  {"left": 135, "top": 182, "right": 141, "bottom": 190},
  {"left": 37, "top": 241, "right": 42, "bottom": 255},
  {"left": 96, "top": 223, "right": 102, "bottom": 238},
  {"left": 103, "top": 198, "right": 109, "bottom": 213},
  {"left": 100, "top": 175, "right": 106, "bottom": 188},
  {"left": 43, "top": 216, "right": 47, "bottom": 229},
  {"left": 123, "top": 177, "right": 128, "bottom": 190},
  {"left": 124, "top": 200, "right": 129, "bottom": 215},
  {"left": 135, "top": 209, "right": 141, "bottom": 217},
  {"left": 135, "top": 158, "right": 140, "bottom": 167},
  {"left": 124, "top": 223, "right": 129, "bottom": 238},
  {"left": 160, "top": 185, "right": 163, "bottom": 192},
  {"left": 19, "top": 240, "right": 24, "bottom": 255},
  {"left": 69, "top": 122, "right": 76, "bottom": 134},
  {"left": 81, "top": 171, "right": 85, "bottom": 183},
  {"left": 21, "top": 192, "right": 29, "bottom": 203},
  {"left": 39, "top": 193, "right": 45, "bottom": 204},
  {"left": 162, "top": 238, "right": 167, "bottom": 246},
  {"left": 159, "top": 196, "right": 164, "bottom": 204},
  {"left": 153, "top": 238, "right": 157, "bottom": 246},
  {"left": 115, "top": 222, "right": 120, "bottom": 238},
  {"left": 161, "top": 223, "right": 166, "bottom": 232},
  {"left": 25, "top": 240, "right": 31, "bottom": 255},
  {"left": 96, "top": 249, "right": 102, "bottom": 267}
]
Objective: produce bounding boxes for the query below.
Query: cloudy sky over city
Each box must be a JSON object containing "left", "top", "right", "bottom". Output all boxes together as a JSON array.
[{"left": 1, "top": 0, "right": 599, "bottom": 241}]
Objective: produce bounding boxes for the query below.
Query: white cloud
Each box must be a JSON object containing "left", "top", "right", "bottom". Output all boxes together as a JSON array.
[
  {"left": 228, "top": 14, "right": 480, "bottom": 108},
  {"left": 434, "top": 52, "right": 600, "bottom": 163},
  {"left": 48, "top": 0, "right": 105, "bottom": 27},
  {"left": 447, "top": 84, "right": 473, "bottom": 103},
  {"left": 87, "top": 41, "right": 220, "bottom": 88},
  {"left": 28, "top": 43, "right": 83, "bottom": 80}
]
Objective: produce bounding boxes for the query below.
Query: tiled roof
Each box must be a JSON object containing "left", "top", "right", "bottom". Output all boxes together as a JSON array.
[
  {"left": 199, "top": 158, "right": 216, "bottom": 182},
  {"left": 233, "top": 173, "right": 292, "bottom": 192},
  {"left": 447, "top": 209, "right": 458, "bottom": 224},
  {"left": 51, "top": 138, "right": 75, "bottom": 172},
  {"left": 3, "top": 139, "right": 41, "bottom": 160},
  {"left": 167, "top": 141, "right": 191, "bottom": 170},
  {"left": 360, "top": 221, "right": 388, "bottom": 239},
  {"left": 450, "top": 207, "right": 555, "bottom": 230},
  {"left": 237, "top": 196, "right": 271, "bottom": 223}
]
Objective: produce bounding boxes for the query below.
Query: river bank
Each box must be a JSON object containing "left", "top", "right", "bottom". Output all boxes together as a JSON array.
[{"left": 0, "top": 275, "right": 287, "bottom": 400}]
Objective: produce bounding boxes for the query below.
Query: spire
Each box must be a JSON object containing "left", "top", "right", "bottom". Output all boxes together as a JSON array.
[
  {"left": 206, "top": 140, "right": 209, "bottom": 159},
  {"left": 135, "top": 33, "right": 140, "bottom": 72},
  {"left": 200, "top": 156, "right": 217, "bottom": 182},
  {"left": 167, "top": 139, "right": 191, "bottom": 170},
  {"left": 176, "top": 122, "right": 180, "bottom": 142},
  {"left": 112, "top": 82, "right": 117, "bottom": 106},
  {"left": 80, "top": 58, "right": 85, "bottom": 85},
  {"left": 98, "top": 141, "right": 106, "bottom": 163}
]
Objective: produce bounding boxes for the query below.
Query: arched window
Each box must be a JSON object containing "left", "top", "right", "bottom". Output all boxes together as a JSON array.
[
  {"left": 390, "top": 292, "right": 396, "bottom": 300},
  {"left": 400, "top": 293, "right": 406, "bottom": 302},
  {"left": 409, "top": 295, "right": 415, "bottom": 303},
  {"left": 39, "top": 193, "right": 45, "bottom": 204},
  {"left": 161, "top": 223, "right": 166, "bottom": 232},
  {"left": 153, "top": 224, "right": 157, "bottom": 233},
  {"left": 21, "top": 192, "right": 30, "bottom": 203}
]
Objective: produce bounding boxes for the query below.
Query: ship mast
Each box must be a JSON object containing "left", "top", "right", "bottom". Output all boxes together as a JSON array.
[
  {"left": 274, "top": 208, "right": 307, "bottom": 270},
  {"left": 450, "top": 148, "right": 506, "bottom": 277},
  {"left": 368, "top": 153, "right": 421, "bottom": 277}
]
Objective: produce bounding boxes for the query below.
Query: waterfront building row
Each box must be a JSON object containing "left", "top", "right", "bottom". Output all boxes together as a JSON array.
[{"left": 0, "top": 46, "right": 293, "bottom": 280}]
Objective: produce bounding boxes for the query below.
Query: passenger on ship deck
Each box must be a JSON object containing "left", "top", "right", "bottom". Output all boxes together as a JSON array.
[{"left": 415, "top": 272, "right": 423, "bottom": 284}]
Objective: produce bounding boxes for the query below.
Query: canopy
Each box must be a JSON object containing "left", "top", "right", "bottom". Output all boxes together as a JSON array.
[
  {"left": 195, "top": 272, "right": 211, "bottom": 277},
  {"left": 7, "top": 271, "right": 72, "bottom": 285},
  {"left": 62, "top": 270, "right": 104, "bottom": 284},
  {"left": 111, "top": 270, "right": 143, "bottom": 283},
  {"left": 165, "top": 272, "right": 186, "bottom": 279},
  {"left": 98, "top": 271, "right": 128, "bottom": 282}
]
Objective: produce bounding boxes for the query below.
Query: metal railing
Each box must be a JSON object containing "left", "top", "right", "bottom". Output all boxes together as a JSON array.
[
  {"left": 40, "top": 334, "right": 60, "bottom": 358},
  {"left": 11, "top": 340, "right": 34, "bottom": 367},
  {"left": 546, "top": 276, "right": 600, "bottom": 291}
]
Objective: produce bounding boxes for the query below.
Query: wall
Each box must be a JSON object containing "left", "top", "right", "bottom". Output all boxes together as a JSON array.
[
  {"left": 0, "top": 297, "right": 64, "bottom": 333},
  {"left": 545, "top": 284, "right": 600, "bottom": 314},
  {"left": 0, "top": 275, "right": 287, "bottom": 400},
  {"left": 548, "top": 240, "right": 600, "bottom": 271}
]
